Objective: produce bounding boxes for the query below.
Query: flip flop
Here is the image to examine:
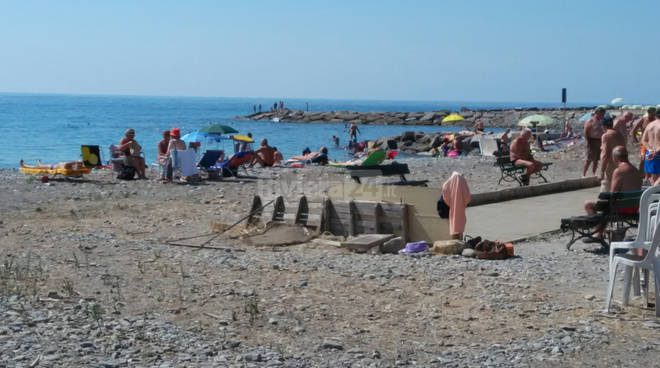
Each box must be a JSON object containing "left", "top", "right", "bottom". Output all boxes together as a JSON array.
[{"left": 581, "top": 237, "right": 603, "bottom": 244}]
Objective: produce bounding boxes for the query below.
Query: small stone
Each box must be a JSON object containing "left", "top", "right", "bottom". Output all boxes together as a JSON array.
[
  {"left": 321, "top": 339, "right": 344, "bottom": 350},
  {"left": 268, "top": 318, "right": 278, "bottom": 325},
  {"left": 584, "top": 295, "right": 596, "bottom": 301},
  {"left": 551, "top": 346, "right": 562, "bottom": 354},
  {"left": 561, "top": 336, "right": 574, "bottom": 344},
  {"left": 80, "top": 341, "right": 95, "bottom": 348},
  {"left": 244, "top": 352, "right": 261, "bottom": 362},
  {"left": 461, "top": 248, "right": 476, "bottom": 258},
  {"left": 47, "top": 291, "right": 62, "bottom": 299}
]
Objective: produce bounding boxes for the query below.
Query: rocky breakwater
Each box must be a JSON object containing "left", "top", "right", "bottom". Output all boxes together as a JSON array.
[
  {"left": 370, "top": 131, "right": 481, "bottom": 154},
  {"left": 235, "top": 107, "right": 597, "bottom": 128}
]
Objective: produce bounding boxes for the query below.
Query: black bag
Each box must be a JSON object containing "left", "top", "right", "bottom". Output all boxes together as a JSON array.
[
  {"left": 117, "top": 165, "right": 136, "bottom": 180},
  {"left": 437, "top": 196, "right": 450, "bottom": 218}
]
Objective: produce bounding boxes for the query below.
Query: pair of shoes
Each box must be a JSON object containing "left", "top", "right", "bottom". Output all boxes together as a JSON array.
[{"left": 520, "top": 175, "right": 530, "bottom": 186}]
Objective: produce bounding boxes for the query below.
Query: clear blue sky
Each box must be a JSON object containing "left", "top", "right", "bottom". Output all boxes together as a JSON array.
[{"left": 2, "top": 0, "right": 660, "bottom": 103}]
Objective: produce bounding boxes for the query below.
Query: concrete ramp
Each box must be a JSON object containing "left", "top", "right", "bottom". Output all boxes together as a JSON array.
[{"left": 465, "top": 187, "right": 601, "bottom": 242}]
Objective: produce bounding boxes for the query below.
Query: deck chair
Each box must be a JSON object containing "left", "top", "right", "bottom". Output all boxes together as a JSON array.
[
  {"left": 198, "top": 150, "right": 224, "bottom": 178},
  {"left": 216, "top": 151, "right": 253, "bottom": 177},
  {"left": 328, "top": 150, "right": 387, "bottom": 168},
  {"left": 81, "top": 145, "right": 101, "bottom": 168},
  {"left": 171, "top": 149, "right": 200, "bottom": 178}
]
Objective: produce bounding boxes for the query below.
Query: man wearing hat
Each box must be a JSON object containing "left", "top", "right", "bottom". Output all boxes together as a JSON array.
[{"left": 582, "top": 107, "right": 605, "bottom": 177}]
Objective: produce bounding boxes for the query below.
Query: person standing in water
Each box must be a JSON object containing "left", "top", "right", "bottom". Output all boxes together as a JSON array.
[
  {"left": 332, "top": 135, "right": 339, "bottom": 147},
  {"left": 349, "top": 122, "right": 360, "bottom": 142}
]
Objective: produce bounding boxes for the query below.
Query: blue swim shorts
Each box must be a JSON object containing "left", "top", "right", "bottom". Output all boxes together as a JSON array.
[{"left": 645, "top": 151, "right": 660, "bottom": 174}]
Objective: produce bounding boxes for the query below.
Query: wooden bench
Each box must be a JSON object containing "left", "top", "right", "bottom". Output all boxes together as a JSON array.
[
  {"left": 494, "top": 153, "right": 551, "bottom": 186},
  {"left": 560, "top": 190, "right": 643, "bottom": 250}
]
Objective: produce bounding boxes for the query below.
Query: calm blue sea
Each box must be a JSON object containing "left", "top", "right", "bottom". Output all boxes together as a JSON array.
[{"left": 0, "top": 93, "right": 586, "bottom": 169}]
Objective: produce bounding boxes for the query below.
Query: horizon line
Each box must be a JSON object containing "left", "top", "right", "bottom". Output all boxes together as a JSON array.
[{"left": 0, "top": 90, "right": 607, "bottom": 107}]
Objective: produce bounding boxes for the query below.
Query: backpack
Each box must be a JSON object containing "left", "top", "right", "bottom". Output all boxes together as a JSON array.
[{"left": 117, "top": 165, "right": 136, "bottom": 180}]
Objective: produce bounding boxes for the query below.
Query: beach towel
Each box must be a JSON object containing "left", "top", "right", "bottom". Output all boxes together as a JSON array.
[{"left": 441, "top": 171, "right": 471, "bottom": 236}]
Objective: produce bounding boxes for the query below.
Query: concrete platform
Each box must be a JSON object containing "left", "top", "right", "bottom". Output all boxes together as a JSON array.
[{"left": 465, "top": 186, "right": 601, "bottom": 242}]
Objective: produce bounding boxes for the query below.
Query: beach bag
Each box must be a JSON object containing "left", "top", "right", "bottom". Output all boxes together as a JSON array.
[
  {"left": 437, "top": 196, "right": 450, "bottom": 219},
  {"left": 474, "top": 239, "right": 510, "bottom": 260},
  {"left": 117, "top": 165, "right": 136, "bottom": 180}
]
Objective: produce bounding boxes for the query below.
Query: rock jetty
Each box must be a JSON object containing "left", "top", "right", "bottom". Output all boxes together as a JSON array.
[{"left": 234, "top": 106, "right": 613, "bottom": 128}]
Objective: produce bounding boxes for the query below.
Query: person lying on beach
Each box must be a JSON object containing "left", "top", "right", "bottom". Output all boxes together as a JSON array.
[
  {"left": 288, "top": 147, "right": 329, "bottom": 164},
  {"left": 249, "top": 138, "right": 276, "bottom": 167},
  {"left": 510, "top": 128, "right": 543, "bottom": 185},
  {"left": 118, "top": 128, "right": 147, "bottom": 179},
  {"left": 583, "top": 146, "right": 641, "bottom": 242},
  {"left": 20, "top": 159, "right": 84, "bottom": 170}
]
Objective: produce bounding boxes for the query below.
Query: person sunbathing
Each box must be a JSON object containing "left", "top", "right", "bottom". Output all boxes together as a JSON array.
[
  {"left": 289, "top": 147, "right": 328, "bottom": 165},
  {"left": 20, "top": 159, "right": 84, "bottom": 170}
]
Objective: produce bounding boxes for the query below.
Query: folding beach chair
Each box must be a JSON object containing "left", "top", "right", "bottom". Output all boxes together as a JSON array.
[
  {"left": 81, "top": 145, "right": 101, "bottom": 168},
  {"left": 198, "top": 150, "right": 224, "bottom": 178},
  {"left": 216, "top": 151, "right": 253, "bottom": 177}
]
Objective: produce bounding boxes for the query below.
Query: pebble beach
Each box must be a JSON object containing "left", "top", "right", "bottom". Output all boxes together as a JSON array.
[{"left": 2, "top": 139, "right": 659, "bottom": 367}]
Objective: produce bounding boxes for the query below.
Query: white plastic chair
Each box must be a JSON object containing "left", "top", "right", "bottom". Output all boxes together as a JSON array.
[
  {"left": 608, "top": 187, "right": 660, "bottom": 304},
  {"left": 606, "top": 219, "right": 660, "bottom": 317}
]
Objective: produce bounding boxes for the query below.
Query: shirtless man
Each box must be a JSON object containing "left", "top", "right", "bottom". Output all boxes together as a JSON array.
[
  {"left": 509, "top": 128, "right": 543, "bottom": 185},
  {"left": 584, "top": 146, "right": 641, "bottom": 242},
  {"left": 118, "top": 128, "right": 147, "bottom": 179},
  {"left": 631, "top": 107, "right": 656, "bottom": 176},
  {"left": 641, "top": 112, "right": 660, "bottom": 184},
  {"left": 599, "top": 117, "right": 625, "bottom": 192},
  {"left": 250, "top": 138, "right": 276, "bottom": 167},
  {"left": 613, "top": 112, "right": 632, "bottom": 143},
  {"left": 349, "top": 122, "right": 360, "bottom": 142},
  {"left": 582, "top": 107, "right": 606, "bottom": 177},
  {"left": 157, "top": 130, "right": 170, "bottom": 163}
]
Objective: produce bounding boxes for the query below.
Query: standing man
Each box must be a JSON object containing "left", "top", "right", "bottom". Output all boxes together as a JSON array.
[
  {"left": 349, "top": 122, "right": 360, "bottom": 142},
  {"left": 258, "top": 104, "right": 262, "bottom": 113},
  {"left": 613, "top": 112, "right": 633, "bottom": 143},
  {"left": 599, "top": 117, "right": 626, "bottom": 192},
  {"left": 641, "top": 112, "right": 660, "bottom": 184},
  {"left": 631, "top": 107, "right": 656, "bottom": 177},
  {"left": 582, "top": 107, "right": 606, "bottom": 177}
]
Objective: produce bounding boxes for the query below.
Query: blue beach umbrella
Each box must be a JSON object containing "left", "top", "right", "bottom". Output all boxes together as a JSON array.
[
  {"left": 181, "top": 131, "right": 211, "bottom": 143},
  {"left": 579, "top": 111, "right": 611, "bottom": 122}
]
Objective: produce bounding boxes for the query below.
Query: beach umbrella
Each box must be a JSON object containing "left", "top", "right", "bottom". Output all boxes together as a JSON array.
[
  {"left": 611, "top": 97, "right": 624, "bottom": 105},
  {"left": 579, "top": 112, "right": 594, "bottom": 121},
  {"left": 199, "top": 124, "right": 239, "bottom": 135},
  {"left": 518, "top": 114, "right": 554, "bottom": 127},
  {"left": 631, "top": 105, "right": 643, "bottom": 110},
  {"left": 232, "top": 134, "right": 254, "bottom": 143},
  {"left": 181, "top": 131, "right": 212, "bottom": 143},
  {"left": 442, "top": 113, "right": 464, "bottom": 123},
  {"left": 621, "top": 105, "right": 632, "bottom": 109}
]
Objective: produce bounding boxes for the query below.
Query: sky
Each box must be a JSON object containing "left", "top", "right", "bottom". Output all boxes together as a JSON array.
[{"left": 1, "top": 0, "right": 660, "bottom": 104}]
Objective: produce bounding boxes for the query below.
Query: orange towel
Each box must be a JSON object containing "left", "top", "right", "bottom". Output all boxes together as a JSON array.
[{"left": 442, "top": 172, "right": 471, "bottom": 236}]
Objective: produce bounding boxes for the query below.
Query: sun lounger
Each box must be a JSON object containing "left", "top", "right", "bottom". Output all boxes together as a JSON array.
[
  {"left": 328, "top": 150, "right": 386, "bottom": 168},
  {"left": 560, "top": 190, "right": 643, "bottom": 250},
  {"left": 345, "top": 162, "right": 428, "bottom": 186}
]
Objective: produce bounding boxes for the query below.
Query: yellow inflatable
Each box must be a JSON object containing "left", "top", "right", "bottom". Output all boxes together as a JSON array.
[{"left": 20, "top": 166, "right": 91, "bottom": 176}]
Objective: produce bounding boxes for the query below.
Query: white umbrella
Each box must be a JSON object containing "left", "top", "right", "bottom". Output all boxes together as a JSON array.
[{"left": 611, "top": 97, "right": 624, "bottom": 105}]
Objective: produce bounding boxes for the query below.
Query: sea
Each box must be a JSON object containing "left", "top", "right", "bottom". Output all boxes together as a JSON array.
[{"left": 0, "top": 93, "right": 588, "bottom": 169}]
